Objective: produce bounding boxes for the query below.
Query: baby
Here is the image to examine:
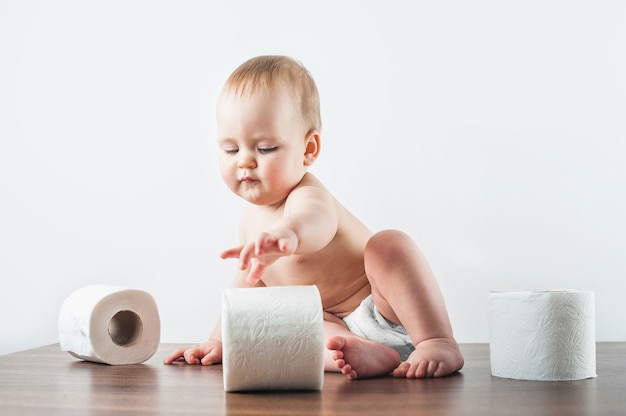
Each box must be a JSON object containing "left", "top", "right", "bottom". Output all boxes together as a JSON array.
[{"left": 164, "top": 55, "right": 464, "bottom": 379}]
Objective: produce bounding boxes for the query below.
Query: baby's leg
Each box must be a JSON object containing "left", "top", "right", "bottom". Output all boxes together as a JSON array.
[
  {"left": 364, "top": 230, "right": 464, "bottom": 378},
  {"left": 324, "top": 314, "right": 400, "bottom": 380}
]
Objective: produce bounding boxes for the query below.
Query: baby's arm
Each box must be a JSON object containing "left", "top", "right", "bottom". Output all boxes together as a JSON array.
[
  {"left": 272, "top": 184, "right": 338, "bottom": 252},
  {"left": 222, "top": 184, "right": 337, "bottom": 284}
]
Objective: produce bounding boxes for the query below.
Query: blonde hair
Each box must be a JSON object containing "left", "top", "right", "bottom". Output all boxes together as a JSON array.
[{"left": 222, "top": 55, "right": 322, "bottom": 132}]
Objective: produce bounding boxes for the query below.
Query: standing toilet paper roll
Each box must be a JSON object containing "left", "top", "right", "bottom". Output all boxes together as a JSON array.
[
  {"left": 488, "top": 290, "right": 596, "bottom": 381},
  {"left": 222, "top": 285, "right": 325, "bottom": 391},
  {"left": 58, "top": 284, "right": 161, "bottom": 365}
]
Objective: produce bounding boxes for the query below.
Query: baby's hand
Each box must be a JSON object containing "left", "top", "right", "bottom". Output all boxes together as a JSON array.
[
  {"left": 163, "top": 340, "right": 222, "bottom": 365},
  {"left": 221, "top": 228, "right": 297, "bottom": 285}
]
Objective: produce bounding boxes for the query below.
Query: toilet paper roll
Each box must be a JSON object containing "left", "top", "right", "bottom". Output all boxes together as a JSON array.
[
  {"left": 58, "top": 284, "right": 161, "bottom": 365},
  {"left": 222, "top": 285, "right": 325, "bottom": 391},
  {"left": 488, "top": 290, "right": 596, "bottom": 381}
]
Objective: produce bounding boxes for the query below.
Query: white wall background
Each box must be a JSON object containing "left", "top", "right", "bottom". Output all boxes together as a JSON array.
[{"left": 1, "top": 0, "right": 625, "bottom": 356}]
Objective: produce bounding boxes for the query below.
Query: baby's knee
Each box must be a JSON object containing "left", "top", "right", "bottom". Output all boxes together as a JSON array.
[{"left": 366, "top": 229, "right": 417, "bottom": 261}]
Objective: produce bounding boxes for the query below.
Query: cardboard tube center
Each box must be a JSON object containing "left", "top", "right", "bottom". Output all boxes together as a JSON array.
[{"left": 108, "top": 310, "right": 143, "bottom": 347}]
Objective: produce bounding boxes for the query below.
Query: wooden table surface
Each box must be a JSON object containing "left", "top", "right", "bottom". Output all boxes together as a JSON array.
[{"left": 1, "top": 343, "right": 625, "bottom": 415}]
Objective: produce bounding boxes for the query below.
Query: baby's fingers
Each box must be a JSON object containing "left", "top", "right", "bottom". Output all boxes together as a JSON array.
[
  {"left": 163, "top": 347, "right": 188, "bottom": 364},
  {"left": 277, "top": 237, "right": 295, "bottom": 253},
  {"left": 220, "top": 246, "right": 244, "bottom": 260},
  {"left": 238, "top": 242, "right": 256, "bottom": 270},
  {"left": 245, "top": 261, "right": 266, "bottom": 285},
  {"left": 254, "top": 232, "right": 279, "bottom": 256}
]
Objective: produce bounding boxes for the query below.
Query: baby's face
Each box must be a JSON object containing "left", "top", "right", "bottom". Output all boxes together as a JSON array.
[{"left": 216, "top": 86, "right": 309, "bottom": 207}]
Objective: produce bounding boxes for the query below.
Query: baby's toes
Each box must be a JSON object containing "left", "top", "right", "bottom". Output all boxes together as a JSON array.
[
  {"left": 413, "top": 360, "right": 431, "bottom": 378},
  {"left": 433, "top": 361, "right": 447, "bottom": 378},
  {"left": 392, "top": 361, "right": 410, "bottom": 378},
  {"left": 341, "top": 363, "right": 355, "bottom": 377}
]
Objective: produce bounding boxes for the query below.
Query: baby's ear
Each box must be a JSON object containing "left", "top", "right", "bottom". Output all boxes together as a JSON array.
[{"left": 303, "top": 130, "right": 321, "bottom": 166}]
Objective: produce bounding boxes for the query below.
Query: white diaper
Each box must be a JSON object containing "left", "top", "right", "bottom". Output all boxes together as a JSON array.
[{"left": 342, "top": 294, "right": 415, "bottom": 361}]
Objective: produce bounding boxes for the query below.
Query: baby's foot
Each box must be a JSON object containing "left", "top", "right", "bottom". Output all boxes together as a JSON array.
[
  {"left": 392, "top": 338, "right": 464, "bottom": 378},
  {"left": 326, "top": 336, "right": 401, "bottom": 380}
]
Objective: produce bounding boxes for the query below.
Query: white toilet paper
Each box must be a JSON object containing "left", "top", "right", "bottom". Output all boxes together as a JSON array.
[
  {"left": 488, "top": 290, "right": 596, "bottom": 381},
  {"left": 222, "top": 285, "right": 325, "bottom": 391},
  {"left": 58, "top": 284, "right": 161, "bottom": 365}
]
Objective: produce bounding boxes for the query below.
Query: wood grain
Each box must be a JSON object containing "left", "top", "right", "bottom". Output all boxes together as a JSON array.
[{"left": 1, "top": 343, "right": 624, "bottom": 415}]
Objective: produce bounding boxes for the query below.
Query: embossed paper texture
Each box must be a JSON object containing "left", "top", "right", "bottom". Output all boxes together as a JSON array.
[
  {"left": 222, "top": 285, "right": 325, "bottom": 391},
  {"left": 488, "top": 290, "right": 596, "bottom": 381}
]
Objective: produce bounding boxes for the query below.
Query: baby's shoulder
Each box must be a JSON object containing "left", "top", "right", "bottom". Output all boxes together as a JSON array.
[{"left": 292, "top": 173, "right": 327, "bottom": 192}]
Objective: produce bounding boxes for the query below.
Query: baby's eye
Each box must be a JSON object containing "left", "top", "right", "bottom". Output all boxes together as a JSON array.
[
  {"left": 223, "top": 146, "right": 239, "bottom": 155},
  {"left": 258, "top": 146, "right": 278, "bottom": 154}
]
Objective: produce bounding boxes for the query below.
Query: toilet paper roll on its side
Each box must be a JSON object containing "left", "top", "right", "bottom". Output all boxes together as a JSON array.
[
  {"left": 488, "top": 290, "right": 596, "bottom": 381},
  {"left": 58, "top": 284, "right": 161, "bottom": 365},
  {"left": 222, "top": 285, "right": 325, "bottom": 392}
]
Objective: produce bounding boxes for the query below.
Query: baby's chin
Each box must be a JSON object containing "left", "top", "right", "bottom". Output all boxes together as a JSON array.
[
  {"left": 236, "top": 185, "right": 296, "bottom": 207},
  {"left": 239, "top": 191, "right": 288, "bottom": 207}
]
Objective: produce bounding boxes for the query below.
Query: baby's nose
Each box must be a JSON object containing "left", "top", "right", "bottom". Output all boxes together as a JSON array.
[{"left": 237, "top": 151, "right": 257, "bottom": 169}]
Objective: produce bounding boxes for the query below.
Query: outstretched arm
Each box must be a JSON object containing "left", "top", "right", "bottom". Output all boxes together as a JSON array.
[
  {"left": 220, "top": 228, "right": 297, "bottom": 284},
  {"left": 221, "top": 184, "right": 338, "bottom": 284}
]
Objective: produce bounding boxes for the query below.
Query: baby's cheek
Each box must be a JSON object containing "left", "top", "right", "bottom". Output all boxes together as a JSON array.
[
  {"left": 262, "top": 161, "right": 293, "bottom": 187},
  {"left": 218, "top": 163, "right": 234, "bottom": 183}
]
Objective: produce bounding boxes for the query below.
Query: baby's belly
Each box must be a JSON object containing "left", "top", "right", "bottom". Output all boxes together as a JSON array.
[
  {"left": 262, "top": 249, "right": 371, "bottom": 317},
  {"left": 318, "top": 278, "right": 371, "bottom": 318},
  {"left": 262, "top": 272, "right": 371, "bottom": 318}
]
